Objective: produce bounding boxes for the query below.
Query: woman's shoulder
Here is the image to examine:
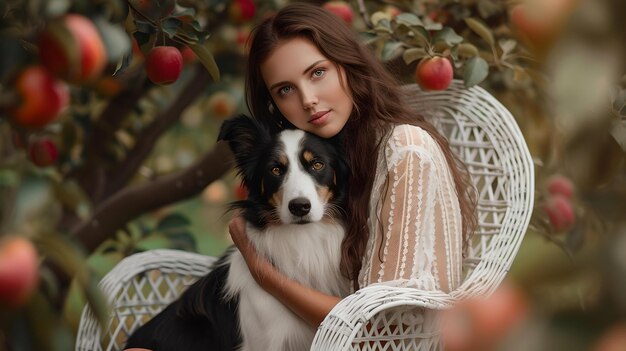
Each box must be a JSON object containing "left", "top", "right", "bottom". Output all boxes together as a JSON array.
[{"left": 387, "top": 123, "right": 436, "bottom": 148}]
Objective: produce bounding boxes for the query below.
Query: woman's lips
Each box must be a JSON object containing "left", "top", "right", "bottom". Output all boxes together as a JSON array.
[{"left": 309, "top": 110, "right": 330, "bottom": 125}]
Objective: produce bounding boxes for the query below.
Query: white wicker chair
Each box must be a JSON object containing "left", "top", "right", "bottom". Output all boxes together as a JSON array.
[{"left": 75, "top": 80, "right": 534, "bottom": 351}]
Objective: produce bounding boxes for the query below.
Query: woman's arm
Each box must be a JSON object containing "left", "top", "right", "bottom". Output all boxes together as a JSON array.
[{"left": 228, "top": 216, "right": 342, "bottom": 327}]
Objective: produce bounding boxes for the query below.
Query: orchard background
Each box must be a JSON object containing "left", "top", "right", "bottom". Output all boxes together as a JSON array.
[{"left": 0, "top": 0, "right": 625, "bottom": 350}]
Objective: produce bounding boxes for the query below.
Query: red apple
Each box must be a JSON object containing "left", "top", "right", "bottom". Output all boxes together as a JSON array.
[
  {"left": 39, "top": 14, "right": 107, "bottom": 84},
  {"left": 546, "top": 174, "right": 574, "bottom": 199},
  {"left": 145, "top": 46, "right": 183, "bottom": 85},
  {"left": 0, "top": 237, "right": 39, "bottom": 308},
  {"left": 229, "top": 0, "right": 256, "bottom": 23},
  {"left": 234, "top": 182, "right": 247, "bottom": 200},
  {"left": 323, "top": 1, "right": 353, "bottom": 25},
  {"left": 28, "top": 138, "right": 59, "bottom": 167},
  {"left": 509, "top": 0, "right": 574, "bottom": 48},
  {"left": 442, "top": 281, "right": 529, "bottom": 351},
  {"left": 9, "top": 66, "right": 69, "bottom": 129},
  {"left": 415, "top": 56, "right": 453, "bottom": 91},
  {"left": 543, "top": 194, "right": 575, "bottom": 232},
  {"left": 206, "top": 91, "right": 237, "bottom": 119},
  {"left": 180, "top": 46, "right": 197, "bottom": 65}
]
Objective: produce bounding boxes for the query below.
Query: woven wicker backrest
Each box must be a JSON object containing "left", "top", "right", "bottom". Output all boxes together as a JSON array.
[
  {"left": 401, "top": 81, "right": 534, "bottom": 299},
  {"left": 75, "top": 250, "right": 215, "bottom": 351}
]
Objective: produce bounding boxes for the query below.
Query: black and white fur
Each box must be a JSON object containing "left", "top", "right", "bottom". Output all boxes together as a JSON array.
[{"left": 125, "top": 114, "right": 351, "bottom": 351}]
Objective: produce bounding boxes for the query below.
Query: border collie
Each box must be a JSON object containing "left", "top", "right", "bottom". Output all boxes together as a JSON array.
[{"left": 125, "top": 114, "right": 351, "bottom": 351}]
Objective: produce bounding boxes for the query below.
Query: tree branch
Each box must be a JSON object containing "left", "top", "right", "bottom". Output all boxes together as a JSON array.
[
  {"left": 73, "top": 73, "right": 149, "bottom": 202},
  {"left": 356, "top": 0, "right": 373, "bottom": 29},
  {"left": 102, "top": 63, "right": 211, "bottom": 198},
  {"left": 72, "top": 140, "right": 233, "bottom": 252}
]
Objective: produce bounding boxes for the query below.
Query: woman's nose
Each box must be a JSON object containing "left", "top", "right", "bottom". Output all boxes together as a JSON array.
[{"left": 300, "top": 87, "right": 319, "bottom": 109}]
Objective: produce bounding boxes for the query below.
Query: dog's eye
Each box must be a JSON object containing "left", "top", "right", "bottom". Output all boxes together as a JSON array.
[
  {"left": 312, "top": 162, "right": 324, "bottom": 171},
  {"left": 271, "top": 167, "right": 282, "bottom": 176}
]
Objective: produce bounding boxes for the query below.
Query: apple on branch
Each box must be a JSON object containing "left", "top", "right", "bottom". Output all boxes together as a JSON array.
[
  {"left": 28, "top": 138, "right": 59, "bottom": 168},
  {"left": 38, "top": 14, "right": 107, "bottom": 84},
  {"left": 9, "top": 66, "right": 69, "bottom": 129},
  {"left": 229, "top": 0, "right": 256, "bottom": 23},
  {"left": 0, "top": 237, "right": 39, "bottom": 308},
  {"left": 322, "top": 1, "right": 353, "bottom": 25},
  {"left": 415, "top": 56, "right": 454, "bottom": 91},
  {"left": 145, "top": 46, "right": 183, "bottom": 85}
]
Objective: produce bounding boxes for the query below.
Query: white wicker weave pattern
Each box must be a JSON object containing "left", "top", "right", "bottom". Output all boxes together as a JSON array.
[
  {"left": 75, "top": 249, "right": 216, "bottom": 351},
  {"left": 310, "top": 81, "right": 534, "bottom": 350},
  {"left": 75, "top": 80, "right": 534, "bottom": 351}
]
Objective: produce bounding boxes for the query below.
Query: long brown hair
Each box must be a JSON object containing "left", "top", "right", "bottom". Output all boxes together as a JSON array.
[{"left": 245, "top": 3, "right": 477, "bottom": 288}]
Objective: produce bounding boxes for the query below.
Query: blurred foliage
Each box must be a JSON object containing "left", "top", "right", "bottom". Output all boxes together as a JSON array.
[{"left": 0, "top": 0, "right": 624, "bottom": 350}]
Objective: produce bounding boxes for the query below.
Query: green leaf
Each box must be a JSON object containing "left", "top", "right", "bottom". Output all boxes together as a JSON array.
[
  {"left": 498, "top": 39, "right": 517, "bottom": 56},
  {"left": 374, "top": 19, "right": 393, "bottom": 34},
  {"left": 402, "top": 47, "right": 427, "bottom": 65},
  {"left": 162, "top": 17, "right": 182, "bottom": 39},
  {"left": 433, "top": 27, "right": 464, "bottom": 47},
  {"left": 133, "top": 30, "right": 156, "bottom": 55},
  {"left": 610, "top": 119, "right": 626, "bottom": 151},
  {"left": 457, "top": 43, "right": 479, "bottom": 57},
  {"left": 359, "top": 31, "right": 380, "bottom": 45},
  {"left": 135, "top": 233, "right": 170, "bottom": 251},
  {"left": 83, "top": 274, "right": 110, "bottom": 329},
  {"left": 45, "top": 0, "right": 70, "bottom": 17},
  {"left": 156, "top": 213, "right": 191, "bottom": 233},
  {"left": 464, "top": 17, "right": 495, "bottom": 47},
  {"left": 0, "top": 169, "right": 19, "bottom": 187},
  {"left": 94, "top": 18, "right": 131, "bottom": 64},
  {"left": 381, "top": 41, "right": 403, "bottom": 61},
  {"left": 463, "top": 56, "right": 489, "bottom": 87},
  {"left": 134, "top": 20, "right": 157, "bottom": 34},
  {"left": 172, "top": 7, "right": 196, "bottom": 18},
  {"left": 164, "top": 231, "right": 197, "bottom": 251},
  {"left": 189, "top": 41, "right": 220, "bottom": 82},
  {"left": 411, "top": 26, "right": 431, "bottom": 47},
  {"left": 395, "top": 13, "right": 422, "bottom": 27},
  {"left": 87, "top": 252, "right": 124, "bottom": 278},
  {"left": 423, "top": 22, "right": 443, "bottom": 31}
]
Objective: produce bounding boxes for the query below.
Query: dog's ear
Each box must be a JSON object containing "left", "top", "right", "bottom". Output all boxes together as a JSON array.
[{"left": 218, "top": 114, "right": 270, "bottom": 158}]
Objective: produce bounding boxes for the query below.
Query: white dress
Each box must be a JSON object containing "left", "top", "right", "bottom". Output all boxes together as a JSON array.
[{"left": 358, "top": 124, "right": 463, "bottom": 293}]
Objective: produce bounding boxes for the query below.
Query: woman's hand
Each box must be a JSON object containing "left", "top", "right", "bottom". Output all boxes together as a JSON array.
[
  {"left": 228, "top": 213, "right": 264, "bottom": 278},
  {"left": 227, "top": 212, "right": 341, "bottom": 327},
  {"left": 228, "top": 214, "right": 251, "bottom": 254}
]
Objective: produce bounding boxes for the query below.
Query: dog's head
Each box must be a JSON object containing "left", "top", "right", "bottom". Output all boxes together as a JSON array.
[{"left": 218, "top": 114, "right": 348, "bottom": 229}]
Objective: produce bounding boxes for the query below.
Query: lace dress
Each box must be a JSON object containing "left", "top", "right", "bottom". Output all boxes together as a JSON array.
[{"left": 358, "top": 124, "right": 463, "bottom": 293}]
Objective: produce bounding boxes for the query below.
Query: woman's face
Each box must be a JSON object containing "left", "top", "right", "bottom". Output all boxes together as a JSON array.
[{"left": 261, "top": 37, "right": 353, "bottom": 138}]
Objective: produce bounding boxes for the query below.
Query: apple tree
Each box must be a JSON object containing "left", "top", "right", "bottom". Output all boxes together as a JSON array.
[
  {"left": 0, "top": 0, "right": 624, "bottom": 350},
  {"left": 0, "top": 0, "right": 261, "bottom": 348}
]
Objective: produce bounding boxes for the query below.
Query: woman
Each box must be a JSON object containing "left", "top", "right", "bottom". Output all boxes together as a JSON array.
[{"left": 229, "top": 2, "right": 476, "bottom": 330}]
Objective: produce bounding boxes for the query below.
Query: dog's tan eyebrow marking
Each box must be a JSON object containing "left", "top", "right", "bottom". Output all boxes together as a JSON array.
[
  {"left": 278, "top": 153, "right": 288, "bottom": 167},
  {"left": 303, "top": 151, "right": 315, "bottom": 163}
]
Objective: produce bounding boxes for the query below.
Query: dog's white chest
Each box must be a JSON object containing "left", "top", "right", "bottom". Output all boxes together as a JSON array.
[{"left": 225, "top": 222, "right": 350, "bottom": 351}]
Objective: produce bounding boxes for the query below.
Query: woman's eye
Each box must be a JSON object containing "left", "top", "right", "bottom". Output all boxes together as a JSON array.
[
  {"left": 312, "top": 69, "right": 325, "bottom": 78},
  {"left": 312, "top": 162, "right": 324, "bottom": 171},
  {"left": 278, "top": 86, "right": 292, "bottom": 96},
  {"left": 271, "top": 167, "right": 282, "bottom": 176}
]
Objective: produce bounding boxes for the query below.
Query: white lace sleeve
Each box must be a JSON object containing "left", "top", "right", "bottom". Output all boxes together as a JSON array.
[{"left": 359, "top": 124, "right": 463, "bottom": 292}]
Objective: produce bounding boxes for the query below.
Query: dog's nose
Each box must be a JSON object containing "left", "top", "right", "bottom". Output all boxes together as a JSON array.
[{"left": 288, "top": 198, "right": 311, "bottom": 217}]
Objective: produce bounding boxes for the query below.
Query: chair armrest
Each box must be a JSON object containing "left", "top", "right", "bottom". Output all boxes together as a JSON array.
[{"left": 311, "top": 285, "right": 454, "bottom": 350}]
